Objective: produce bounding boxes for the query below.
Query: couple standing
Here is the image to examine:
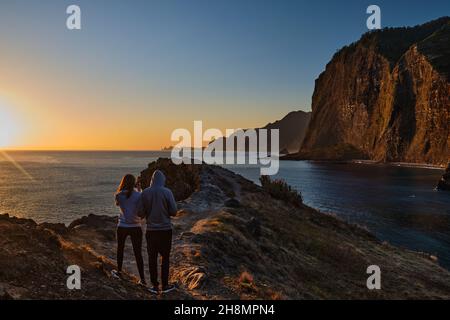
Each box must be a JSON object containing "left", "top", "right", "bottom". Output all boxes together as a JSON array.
[{"left": 113, "top": 170, "right": 177, "bottom": 294}]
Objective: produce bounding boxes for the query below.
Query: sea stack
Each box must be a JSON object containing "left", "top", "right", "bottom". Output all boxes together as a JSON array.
[{"left": 437, "top": 163, "right": 450, "bottom": 191}]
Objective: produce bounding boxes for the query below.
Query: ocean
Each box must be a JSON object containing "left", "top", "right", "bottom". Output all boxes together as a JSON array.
[{"left": 1, "top": 151, "right": 449, "bottom": 268}]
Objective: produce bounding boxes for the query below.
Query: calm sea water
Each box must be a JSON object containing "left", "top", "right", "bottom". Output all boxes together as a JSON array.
[{"left": 1, "top": 151, "right": 449, "bottom": 268}]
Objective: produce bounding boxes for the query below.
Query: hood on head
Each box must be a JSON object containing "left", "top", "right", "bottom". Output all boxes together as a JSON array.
[{"left": 150, "top": 170, "right": 166, "bottom": 187}]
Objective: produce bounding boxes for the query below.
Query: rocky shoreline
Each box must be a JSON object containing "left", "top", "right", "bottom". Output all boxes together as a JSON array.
[
  {"left": 1, "top": 159, "right": 450, "bottom": 300},
  {"left": 437, "top": 163, "right": 450, "bottom": 191},
  {"left": 281, "top": 156, "right": 447, "bottom": 169}
]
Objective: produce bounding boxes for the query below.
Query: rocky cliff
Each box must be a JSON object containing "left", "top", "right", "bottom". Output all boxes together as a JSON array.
[
  {"left": 2, "top": 158, "right": 450, "bottom": 299},
  {"left": 300, "top": 17, "right": 450, "bottom": 165}
]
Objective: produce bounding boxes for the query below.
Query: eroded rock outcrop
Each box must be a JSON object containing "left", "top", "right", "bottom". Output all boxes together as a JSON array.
[{"left": 300, "top": 17, "right": 450, "bottom": 165}]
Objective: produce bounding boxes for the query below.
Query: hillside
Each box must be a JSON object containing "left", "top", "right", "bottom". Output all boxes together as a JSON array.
[
  {"left": 298, "top": 17, "right": 450, "bottom": 165},
  {"left": 211, "top": 110, "right": 311, "bottom": 154},
  {"left": 1, "top": 158, "right": 450, "bottom": 299},
  {"left": 262, "top": 110, "right": 311, "bottom": 153}
]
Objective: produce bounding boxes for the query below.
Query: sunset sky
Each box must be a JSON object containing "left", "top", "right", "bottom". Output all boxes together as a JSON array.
[{"left": 0, "top": 0, "right": 448, "bottom": 150}]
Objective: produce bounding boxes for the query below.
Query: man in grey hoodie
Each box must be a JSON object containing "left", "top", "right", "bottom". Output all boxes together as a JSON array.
[{"left": 138, "top": 170, "right": 177, "bottom": 294}]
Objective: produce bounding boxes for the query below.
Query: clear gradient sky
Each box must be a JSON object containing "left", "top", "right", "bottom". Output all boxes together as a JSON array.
[{"left": 0, "top": 0, "right": 448, "bottom": 150}]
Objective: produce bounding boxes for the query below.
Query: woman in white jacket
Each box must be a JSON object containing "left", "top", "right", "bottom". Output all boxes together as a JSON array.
[{"left": 112, "top": 174, "right": 146, "bottom": 286}]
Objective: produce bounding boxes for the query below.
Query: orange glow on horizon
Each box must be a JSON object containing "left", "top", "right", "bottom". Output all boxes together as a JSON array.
[{"left": 0, "top": 80, "right": 286, "bottom": 151}]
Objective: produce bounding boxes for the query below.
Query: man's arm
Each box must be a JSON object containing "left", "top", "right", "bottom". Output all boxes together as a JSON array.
[
  {"left": 137, "top": 193, "right": 148, "bottom": 219},
  {"left": 166, "top": 191, "right": 178, "bottom": 217}
]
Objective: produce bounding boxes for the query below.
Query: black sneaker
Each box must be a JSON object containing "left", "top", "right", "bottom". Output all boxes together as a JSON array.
[
  {"left": 161, "top": 284, "right": 176, "bottom": 294},
  {"left": 148, "top": 286, "right": 159, "bottom": 295}
]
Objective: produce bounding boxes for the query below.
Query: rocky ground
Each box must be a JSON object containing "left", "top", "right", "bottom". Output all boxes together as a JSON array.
[{"left": 1, "top": 159, "right": 450, "bottom": 300}]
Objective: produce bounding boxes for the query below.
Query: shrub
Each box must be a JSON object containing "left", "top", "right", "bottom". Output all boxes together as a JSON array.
[
  {"left": 259, "top": 175, "right": 303, "bottom": 207},
  {"left": 139, "top": 158, "right": 200, "bottom": 201}
]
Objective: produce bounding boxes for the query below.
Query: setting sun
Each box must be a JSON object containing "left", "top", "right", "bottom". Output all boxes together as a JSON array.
[{"left": 0, "top": 102, "right": 20, "bottom": 148}]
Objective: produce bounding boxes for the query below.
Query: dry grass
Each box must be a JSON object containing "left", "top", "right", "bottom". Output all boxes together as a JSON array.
[
  {"left": 260, "top": 175, "right": 303, "bottom": 207},
  {"left": 239, "top": 271, "right": 254, "bottom": 286}
]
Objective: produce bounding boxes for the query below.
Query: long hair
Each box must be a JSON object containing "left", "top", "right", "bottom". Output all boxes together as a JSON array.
[{"left": 116, "top": 174, "right": 136, "bottom": 199}]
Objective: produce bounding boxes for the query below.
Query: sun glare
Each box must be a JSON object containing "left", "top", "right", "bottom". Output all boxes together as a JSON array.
[
  {"left": 0, "top": 100, "right": 34, "bottom": 180},
  {"left": 0, "top": 104, "right": 19, "bottom": 148}
]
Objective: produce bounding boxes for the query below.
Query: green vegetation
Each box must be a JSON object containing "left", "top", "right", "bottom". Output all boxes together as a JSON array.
[
  {"left": 259, "top": 175, "right": 303, "bottom": 207},
  {"left": 417, "top": 21, "right": 450, "bottom": 78},
  {"left": 334, "top": 17, "right": 450, "bottom": 69}
]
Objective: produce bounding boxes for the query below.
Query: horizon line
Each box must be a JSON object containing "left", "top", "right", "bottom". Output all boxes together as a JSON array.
[{"left": 0, "top": 149, "right": 171, "bottom": 152}]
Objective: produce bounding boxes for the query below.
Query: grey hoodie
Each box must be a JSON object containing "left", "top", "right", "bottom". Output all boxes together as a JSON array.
[
  {"left": 138, "top": 170, "right": 177, "bottom": 231},
  {"left": 115, "top": 190, "right": 142, "bottom": 227}
]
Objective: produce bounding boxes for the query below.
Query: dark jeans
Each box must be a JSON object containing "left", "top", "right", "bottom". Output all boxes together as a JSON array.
[
  {"left": 146, "top": 229, "right": 173, "bottom": 287},
  {"left": 116, "top": 227, "right": 145, "bottom": 282}
]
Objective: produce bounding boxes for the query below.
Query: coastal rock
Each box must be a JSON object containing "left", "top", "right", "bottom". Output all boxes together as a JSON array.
[
  {"left": 300, "top": 17, "right": 450, "bottom": 166},
  {"left": 39, "top": 222, "right": 68, "bottom": 235},
  {"left": 68, "top": 214, "right": 114, "bottom": 229},
  {"left": 68, "top": 214, "right": 116, "bottom": 240},
  {"left": 437, "top": 163, "right": 450, "bottom": 191},
  {"left": 140, "top": 158, "right": 200, "bottom": 201}
]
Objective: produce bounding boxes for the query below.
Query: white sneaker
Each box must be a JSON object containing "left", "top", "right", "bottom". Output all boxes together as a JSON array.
[
  {"left": 111, "top": 270, "right": 122, "bottom": 279},
  {"left": 161, "top": 284, "right": 176, "bottom": 294},
  {"left": 148, "top": 286, "right": 159, "bottom": 295}
]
